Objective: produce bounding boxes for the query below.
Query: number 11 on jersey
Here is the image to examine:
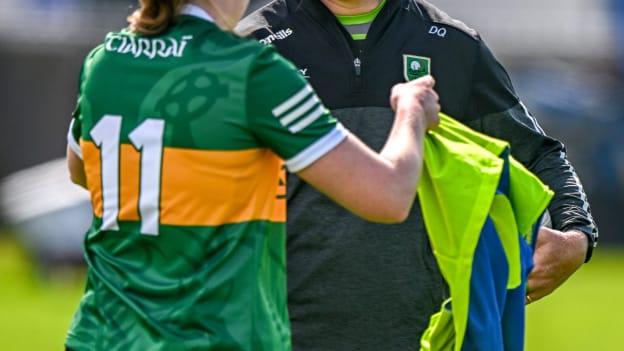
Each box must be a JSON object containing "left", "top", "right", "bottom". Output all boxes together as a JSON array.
[{"left": 91, "top": 115, "right": 165, "bottom": 236}]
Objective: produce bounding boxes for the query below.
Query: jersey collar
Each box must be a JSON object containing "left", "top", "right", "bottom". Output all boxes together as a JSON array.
[
  {"left": 296, "top": 0, "right": 400, "bottom": 46},
  {"left": 180, "top": 4, "right": 215, "bottom": 23}
]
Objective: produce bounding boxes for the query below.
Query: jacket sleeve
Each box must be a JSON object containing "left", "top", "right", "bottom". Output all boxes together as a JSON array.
[{"left": 465, "top": 39, "right": 598, "bottom": 240}]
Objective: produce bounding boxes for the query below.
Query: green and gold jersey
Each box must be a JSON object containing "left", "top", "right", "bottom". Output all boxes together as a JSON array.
[{"left": 65, "top": 5, "right": 346, "bottom": 351}]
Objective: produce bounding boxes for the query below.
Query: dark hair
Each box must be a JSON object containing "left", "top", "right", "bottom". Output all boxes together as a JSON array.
[{"left": 128, "top": 0, "right": 187, "bottom": 35}]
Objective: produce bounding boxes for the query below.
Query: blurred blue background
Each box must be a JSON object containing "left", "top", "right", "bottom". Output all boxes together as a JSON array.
[{"left": 0, "top": 0, "right": 622, "bottom": 350}]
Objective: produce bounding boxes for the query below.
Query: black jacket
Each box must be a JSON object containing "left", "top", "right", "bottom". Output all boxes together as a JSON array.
[{"left": 240, "top": 1, "right": 598, "bottom": 350}]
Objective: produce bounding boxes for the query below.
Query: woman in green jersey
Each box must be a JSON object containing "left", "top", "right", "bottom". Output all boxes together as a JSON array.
[{"left": 64, "top": 0, "right": 439, "bottom": 349}]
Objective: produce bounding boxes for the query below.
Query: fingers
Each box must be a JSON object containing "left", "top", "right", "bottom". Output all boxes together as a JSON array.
[
  {"left": 390, "top": 76, "right": 440, "bottom": 130},
  {"left": 526, "top": 253, "right": 553, "bottom": 305},
  {"left": 525, "top": 278, "right": 554, "bottom": 305},
  {"left": 525, "top": 227, "right": 586, "bottom": 306},
  {"left": 526, "top": 280, "right": 542, "bottom": 305},
  {"left": 409, "top": 75, "right": 436, "bottom": 88},
  {"left": 390, "top": 75, "right": 437, "bottom": 109},
  {"left": 415, "top": 77, "right": 440, "bottom": 129}
]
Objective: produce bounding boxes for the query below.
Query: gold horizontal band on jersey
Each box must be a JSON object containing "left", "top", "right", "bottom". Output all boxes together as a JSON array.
[{"left": 81, "top": 140, "right": 287, "bottom": 227}]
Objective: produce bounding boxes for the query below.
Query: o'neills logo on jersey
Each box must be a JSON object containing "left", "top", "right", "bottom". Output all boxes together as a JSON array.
[
  {"left": 259, "top": 28, "right": 293, "bottom": 45},
  {"left": 105, "top": 33, "right": 193, "bottom": 59}
]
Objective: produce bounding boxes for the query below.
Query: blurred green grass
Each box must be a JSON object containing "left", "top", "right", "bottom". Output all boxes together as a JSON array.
[
  {"left": 0, "top": 237, "right": 85, "bottom": 351},
  {"left": 526, "top": 246, "right": 624, "bottom": 351},
  {"left": 0, "top": 237, "right": 622, "bottom": 350}
]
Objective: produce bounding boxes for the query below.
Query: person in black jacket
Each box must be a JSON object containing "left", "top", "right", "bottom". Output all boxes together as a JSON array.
[{"left": 239, "top": 1, "right": 599, "bottom": 350}]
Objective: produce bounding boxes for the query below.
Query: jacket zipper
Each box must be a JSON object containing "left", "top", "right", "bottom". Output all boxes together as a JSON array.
[
  {"left": 353, "top": 56, "right": 363, "bottom": 89},
  {"left": 326, "top": 13, "right": 364, "bottom": 91}
]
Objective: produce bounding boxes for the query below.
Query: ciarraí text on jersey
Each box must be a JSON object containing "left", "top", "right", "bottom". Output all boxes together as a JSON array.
[{"left": 105, "top": 33, "right": 193, "bottom": 59}]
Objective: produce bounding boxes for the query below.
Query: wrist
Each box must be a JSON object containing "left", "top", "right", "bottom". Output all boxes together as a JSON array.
[
  {"left": 396, "top": 102, "right": 427, "bottom": 133},
  {"left": 579, "top": 230, "right": 597, "bottom": 263},
  {"left": 565, "top": 228, "right": 595, "bottom": 263}
]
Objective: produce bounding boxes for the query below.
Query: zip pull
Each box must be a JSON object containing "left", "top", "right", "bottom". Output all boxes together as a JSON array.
[{"left": 354, "top": 57, "right": 362, "bottom": 76}]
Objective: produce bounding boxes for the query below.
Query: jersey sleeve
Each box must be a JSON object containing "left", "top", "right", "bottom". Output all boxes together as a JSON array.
[
  {"left": 246, "top": 46, "right": 347, "bottom": 172},
  {"left": 67, "top": 59, "right": 88, "bottom": 160},
  {"left": 67, "top": 102, "right": 83, "bottom": 159},
  {"left": 465, "top": 40, "right": 598, "bottom": 241}
]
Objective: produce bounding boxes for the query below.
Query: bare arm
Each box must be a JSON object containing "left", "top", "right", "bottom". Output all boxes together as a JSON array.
[
  {"left": 526, "top": 227, "right": 587, "bottom": 304},
  {"left": 298, "top": 77, "right": 440, "bottom": 223},
  {"left": 67, "top": 146, "right": 87, "bottom": 189}
]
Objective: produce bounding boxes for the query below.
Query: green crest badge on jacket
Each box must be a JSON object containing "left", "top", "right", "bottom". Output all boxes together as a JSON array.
[{"left": 403, "top": 55, "right": 431, "bottom": 81}]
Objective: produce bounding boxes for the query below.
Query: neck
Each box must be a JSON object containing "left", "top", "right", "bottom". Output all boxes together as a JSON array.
[
  {"left": 320, "top": 0, "right": 381, "bottom": 16},
  {"left": 188, "top": 1, "right": 236, "bottom": 31}
]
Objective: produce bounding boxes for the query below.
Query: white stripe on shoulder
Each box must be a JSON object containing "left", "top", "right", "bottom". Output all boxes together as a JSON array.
[
  {"left": 288, "top": 105, "right": 327, "bottom": 133},
  {"left": 67, "top": 119, "right": 82, "bottom": 159},
  {"left": 272, "top": 85, "right": 313, "bottom": 117},
  {"left": 279, "top": 94, "right": 320, "bottom": 126},
  {"left": 285, "top": 124, "right": 348, "bottom": 173}
]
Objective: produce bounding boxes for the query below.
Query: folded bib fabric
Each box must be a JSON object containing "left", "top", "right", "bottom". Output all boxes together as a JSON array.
[{"left": 419, "top": 115, "right": 553, "bottom": 351}]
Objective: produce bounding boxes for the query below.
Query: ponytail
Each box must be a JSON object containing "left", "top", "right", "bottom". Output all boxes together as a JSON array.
[{"left": 128, "top": 0, "right": 187, "bottom": 36}]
